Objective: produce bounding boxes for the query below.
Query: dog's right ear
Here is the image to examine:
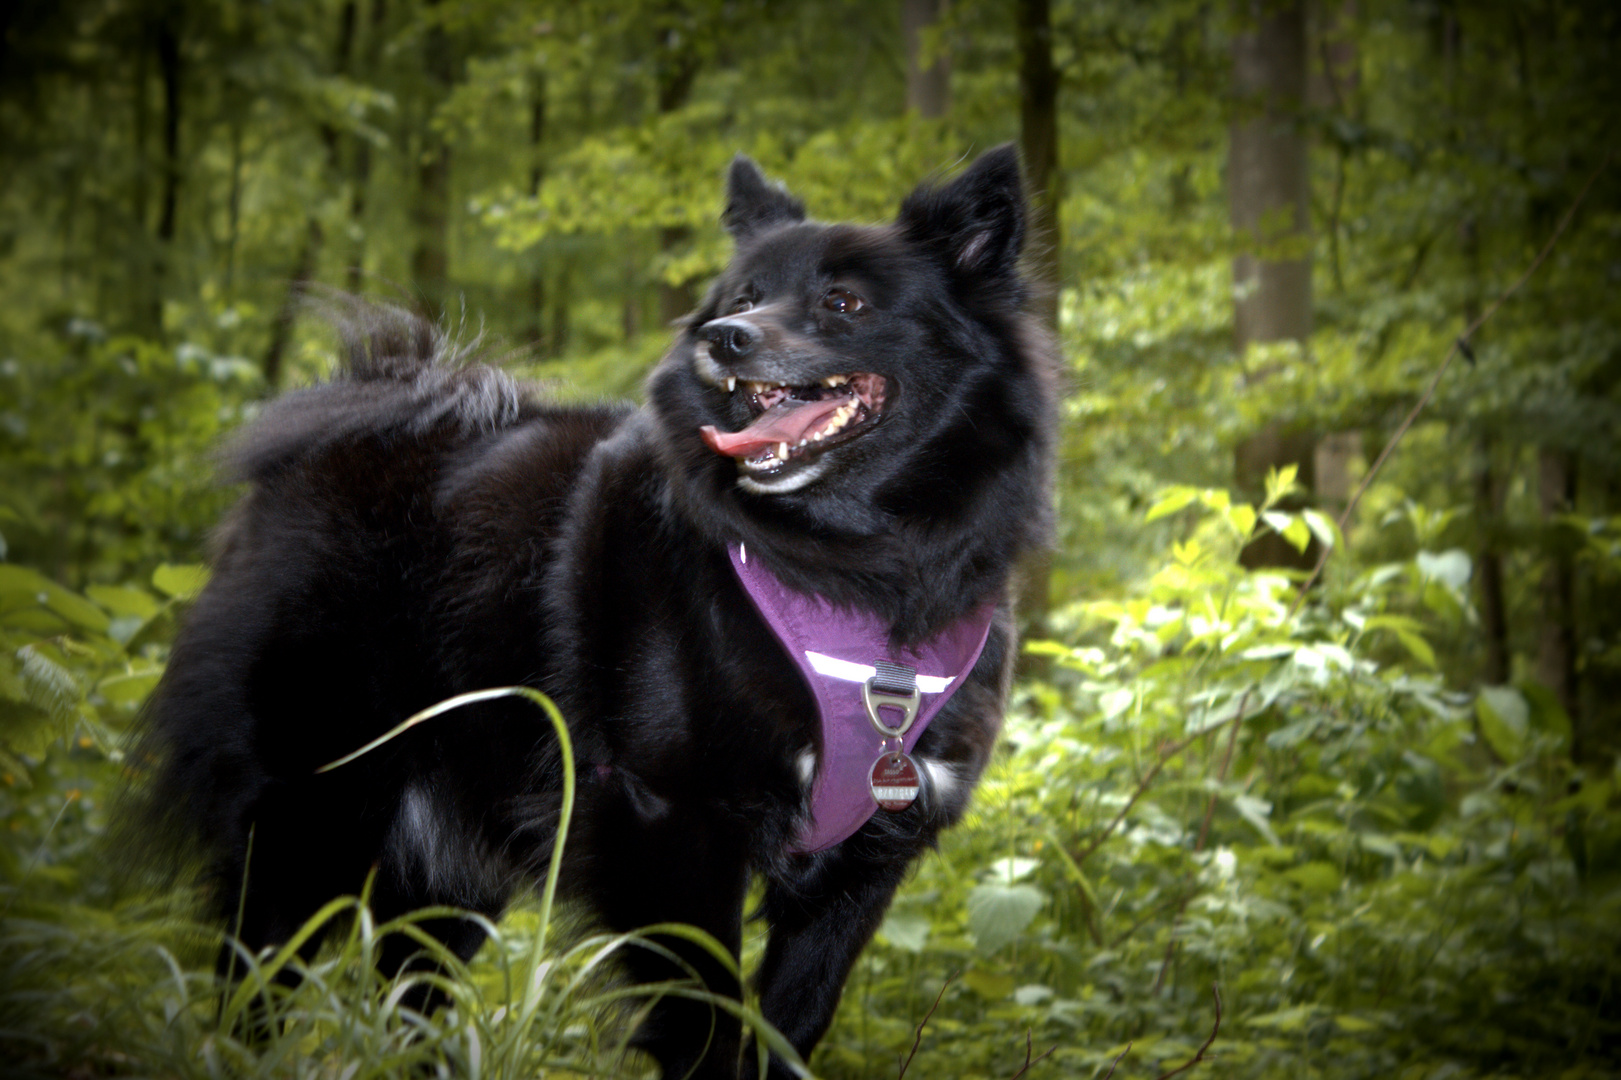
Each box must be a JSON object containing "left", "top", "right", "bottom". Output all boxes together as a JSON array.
[{"left": 723, "top": 155, "right": 806, "bottom": 241}]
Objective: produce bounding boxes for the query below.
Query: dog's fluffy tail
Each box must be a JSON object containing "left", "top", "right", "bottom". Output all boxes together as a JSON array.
[{"left": 229, "top": 298, "right": 525, "bottom": 482}]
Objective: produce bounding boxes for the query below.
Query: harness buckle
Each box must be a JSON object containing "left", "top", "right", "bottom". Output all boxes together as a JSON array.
[{"left": 862, "top": 675, "right": 920, "bottom": 739}]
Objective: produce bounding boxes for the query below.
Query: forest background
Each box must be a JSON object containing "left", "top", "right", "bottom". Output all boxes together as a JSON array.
[{"left": 1, "top": 0, "right": 1619, "bottom": 1077}]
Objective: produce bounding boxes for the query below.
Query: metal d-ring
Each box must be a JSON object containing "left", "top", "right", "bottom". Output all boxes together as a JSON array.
[{"left": 862, "top": 677, "right": 920, "bottom": 739}]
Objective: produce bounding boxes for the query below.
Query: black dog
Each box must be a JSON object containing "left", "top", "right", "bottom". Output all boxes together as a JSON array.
[{"left": 135, "top": 145, "right": 1055, "bottom": 1078}]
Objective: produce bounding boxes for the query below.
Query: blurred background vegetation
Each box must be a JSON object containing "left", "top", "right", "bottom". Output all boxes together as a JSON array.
[{"left": 1, "top": 0, "right": 1619, "bottom": 1077}]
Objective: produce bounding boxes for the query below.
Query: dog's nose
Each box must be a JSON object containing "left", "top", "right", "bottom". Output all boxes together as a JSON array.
[{"left": 700, "top": 318, "right": 757, "bottom": 364}]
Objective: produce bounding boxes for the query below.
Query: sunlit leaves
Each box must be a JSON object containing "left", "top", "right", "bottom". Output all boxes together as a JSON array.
[
  {"left": 1475, "top": 685, "right": 1529, "bottom": 761},
  {"left": 151, "top": 564, "right": 210, "bottom": 602}
]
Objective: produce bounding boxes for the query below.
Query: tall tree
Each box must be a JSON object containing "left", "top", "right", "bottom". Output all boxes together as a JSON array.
[
  {"left": 1013, "top": 0, "right": 1059, "bottom": 641},
  {"left": 1229, "top": 0, "right": 1315, "bottom": 571},
  {"left": 152, "top": 1, "right": 182, "bottom": 335},
  {"left": 346, "top": 0, "right": 388, "bottom": 293},
  {"left": 1015, "top": 0, "right": 1059, "bottom": 332},
  {"left": 265, "top": 1, "right": 359, "bottom": 384},
  {"left": 411, "top": 0, "right": 454, "bottom": 314},
  {"left": 902, "top": 0, "right": 950, "bottom": 119},
  {"left": 654, "top": 7, "right": 702, "bottom": 329}
]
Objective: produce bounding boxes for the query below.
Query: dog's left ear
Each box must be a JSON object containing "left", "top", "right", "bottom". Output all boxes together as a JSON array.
[
  {"left": 723, "top": 155, "right": 806, "bottom": 241},
  {"left": 898, "top": 144, "right": 1026, "bottom": 279}
]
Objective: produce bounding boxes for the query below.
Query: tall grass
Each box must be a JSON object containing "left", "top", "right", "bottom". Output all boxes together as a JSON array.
[{"left": 0, "top": 688, "right": 808, "bottom": 1079}]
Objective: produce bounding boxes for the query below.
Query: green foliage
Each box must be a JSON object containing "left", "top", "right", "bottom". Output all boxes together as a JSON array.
[
  {"left": 2, "top": 686, "right": 805, "bottom": 1080},
  {"left": 2, "top": 0, "right": 1619, "bottom": 1076},
  {"left": 825, "top": 492, "right": 1621, "bottom": 1079}
]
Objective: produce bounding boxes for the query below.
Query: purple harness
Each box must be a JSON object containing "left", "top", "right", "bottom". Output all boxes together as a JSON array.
[{"left": 728, "top": 544, "right": 996, "bottom": 853}]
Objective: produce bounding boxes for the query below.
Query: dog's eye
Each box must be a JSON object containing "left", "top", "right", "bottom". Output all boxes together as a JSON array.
[
  {"left": 728, "top": 296, "right": 754, "bottom": 315},
  {"left": 823, "top": 288, "right": 864, "bottom": 315}
]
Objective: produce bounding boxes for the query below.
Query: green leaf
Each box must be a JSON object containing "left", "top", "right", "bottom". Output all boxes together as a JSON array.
[
  {"left": 1145, "top": 486, "right": 1199, "bottom": 522},
  {"left": 1302, "top": 509, "right": 1341, "bottom": 550},
  {"left": 152, "top": 564, "right": 210, "bottom": 600},
  {"left": 16, "top": 644, "right": 80, "bottom": 722},
  {"left": 1247, "top": 1005, "right": 1316, "bottom": 1031},
  {"left": 1232, "top": 793, "right": 1279, "bottom": 845},
  {"left": 86, "top": 585, "right": 162, "bottom": 621},
  {"left": 986, "top": 856, "right": 1041, "bottom": 882},
  {"left": 1262, "top": 510, "right": 1293, "bottom": 537},
  {"left": 1281, "top": 515, "right": 1312, "bottom": 553},
  {"left": 1263, "top": 464, "right": 1300, "bottom": 507},
  {"left": 1519, "top": 680, "right": 1573, "bottom": 745},
  {"left": 1395, "top": 630, "right": 1437, "bottom": 668},
  {"left": 0, "top": 564, "right": 54, "bottom": 596},
  {"left": 96, "top": 670, "right": 163, "bottom": 707},
  {"left": 961, "top": 969, "right": 1016, "bottom": 999},
  {"left": 877, "top": 910, "right": 930, "bottom": 953},
  {"left": 967, "top": 883, "right": 1045, "bottom": 953},
  {"left": 1476, "top": 685, "right": 1529, "bottom": 761},
  {"left": 1415, "top": 549, "right": 1471, "bottom": 592},
  {"left": 1282, "top": 861, "right": 1342, "bottom": 895},
  {"left": 1226, "top": 503, "right": 1257, "bottom": 538},
  {"left": 0, "top": 565, "right": 109, "bottom": 634}
]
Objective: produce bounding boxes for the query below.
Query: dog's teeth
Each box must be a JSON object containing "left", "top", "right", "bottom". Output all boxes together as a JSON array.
[
  {"left": 725, "top": 376, "right": 736, "bottom": 393},
  {"left": 776, "top": 442, "right": 789, "bottom": 460}
]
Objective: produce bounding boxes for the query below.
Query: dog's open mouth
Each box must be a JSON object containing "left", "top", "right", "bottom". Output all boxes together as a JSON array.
[{"left": 700, "top": 373, "right": 889, "bottom": 475}]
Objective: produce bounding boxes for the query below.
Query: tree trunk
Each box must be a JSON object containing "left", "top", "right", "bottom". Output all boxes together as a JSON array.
[
  {"left": 1015, "top": 0, "right": 1059, "bottom": 332},
  {"left": 411, "top": 0, "right": 453, "bottom": 314},
  {"left": 225, "top": 120, "right": 243, "bottom": 302},
  {"left": 1475, "top": 436, "right": 1510, "bottom": 684},
  {"left": 655, "top": 18, "right": 701, "bottom": 327},
  {"left": 264, "top": 2, "right": 355, "bottom": 381},
  {"left": 1458, "top": 208, "right": 1511, "bottom": 685},
  {"left": 1537, "top": 448, "right": 1578, "bottom": 718},
  {"left": 1578, "top": 470, "right": 1621, "bottom": 763},
  {"left": 1012, "top": 0, "right": 1059, "bottom": 648},
  {"left": 263, "top": 219, "right": 322, "bottom": 386},
  {"left": 1230, "top": 0, "right": 1315, "bottom": 572},
  {"left": 347, "top": 0, "right": 387, "bottom": 292},
  {"left": 902, "top": 0, "right": 951, "bottom": 119},
  {"left": 155, "top": 14, "right": 181, "bottom": 250},
  {"left": 130, "top": 25, "right": 155, "bottom": 335},
  {"left": 1230, "top": 0, "right": 1310, "bottom": 348},
  {"left": 551, "top": 256, "right": 572, "bottom": 358},
  {"left": 527, "top": 74, "right": 548, "bottom": 348}
]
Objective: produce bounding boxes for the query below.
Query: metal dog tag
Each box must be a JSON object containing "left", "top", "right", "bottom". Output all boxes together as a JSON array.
[{"left": 869, "top": 751, "right": 921, "bottom": 811}]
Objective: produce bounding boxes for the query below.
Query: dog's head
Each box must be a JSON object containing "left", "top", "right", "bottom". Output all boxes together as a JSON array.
[{"left": 649, "top": 145, "right": 1052, "bottom": 557}]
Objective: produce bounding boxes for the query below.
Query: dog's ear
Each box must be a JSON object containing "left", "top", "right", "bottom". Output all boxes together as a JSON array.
[
  {"left": 898, "top": 144, "right": 1026, "bottom": 280},
  {"left": 723, "top": 155, "right": 806, "bottom": 241}
]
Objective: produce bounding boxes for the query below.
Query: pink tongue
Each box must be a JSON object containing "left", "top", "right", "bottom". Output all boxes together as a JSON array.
[{"left": 701, "top": 396, "right": 850, "bottom": 459}]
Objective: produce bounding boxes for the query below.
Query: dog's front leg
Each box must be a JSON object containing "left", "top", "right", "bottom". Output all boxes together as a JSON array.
[
  {"left": 748, "top": 837, "right": 923, "bottom": 1078},
  {"left": 583, "top": 778, "right": 753, "bottom": 1080}
]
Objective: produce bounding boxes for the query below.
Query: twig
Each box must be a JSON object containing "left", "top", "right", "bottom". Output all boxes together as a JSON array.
[
  {"left": 1153, "top": 984, "right": 1222, "bottom": 1080},
  {"left": 1072, "top": 729, "right": 1205, "bottom": 867},
  {"left": 1101, "top": 1043, "right": 1132, "bottom": 1079},
  {"left": 1194, "top": 687, "right": 1254, "bottom": 853},
  {"left": 1108, "top": 888, "right": 1201, "bottom": 949},
  {"left": 1007, "top": 1029, "right": 1059, "bottom": 1079},
  {"left": 897, "top": 971, "right": 957, "bottom": 1080}
]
